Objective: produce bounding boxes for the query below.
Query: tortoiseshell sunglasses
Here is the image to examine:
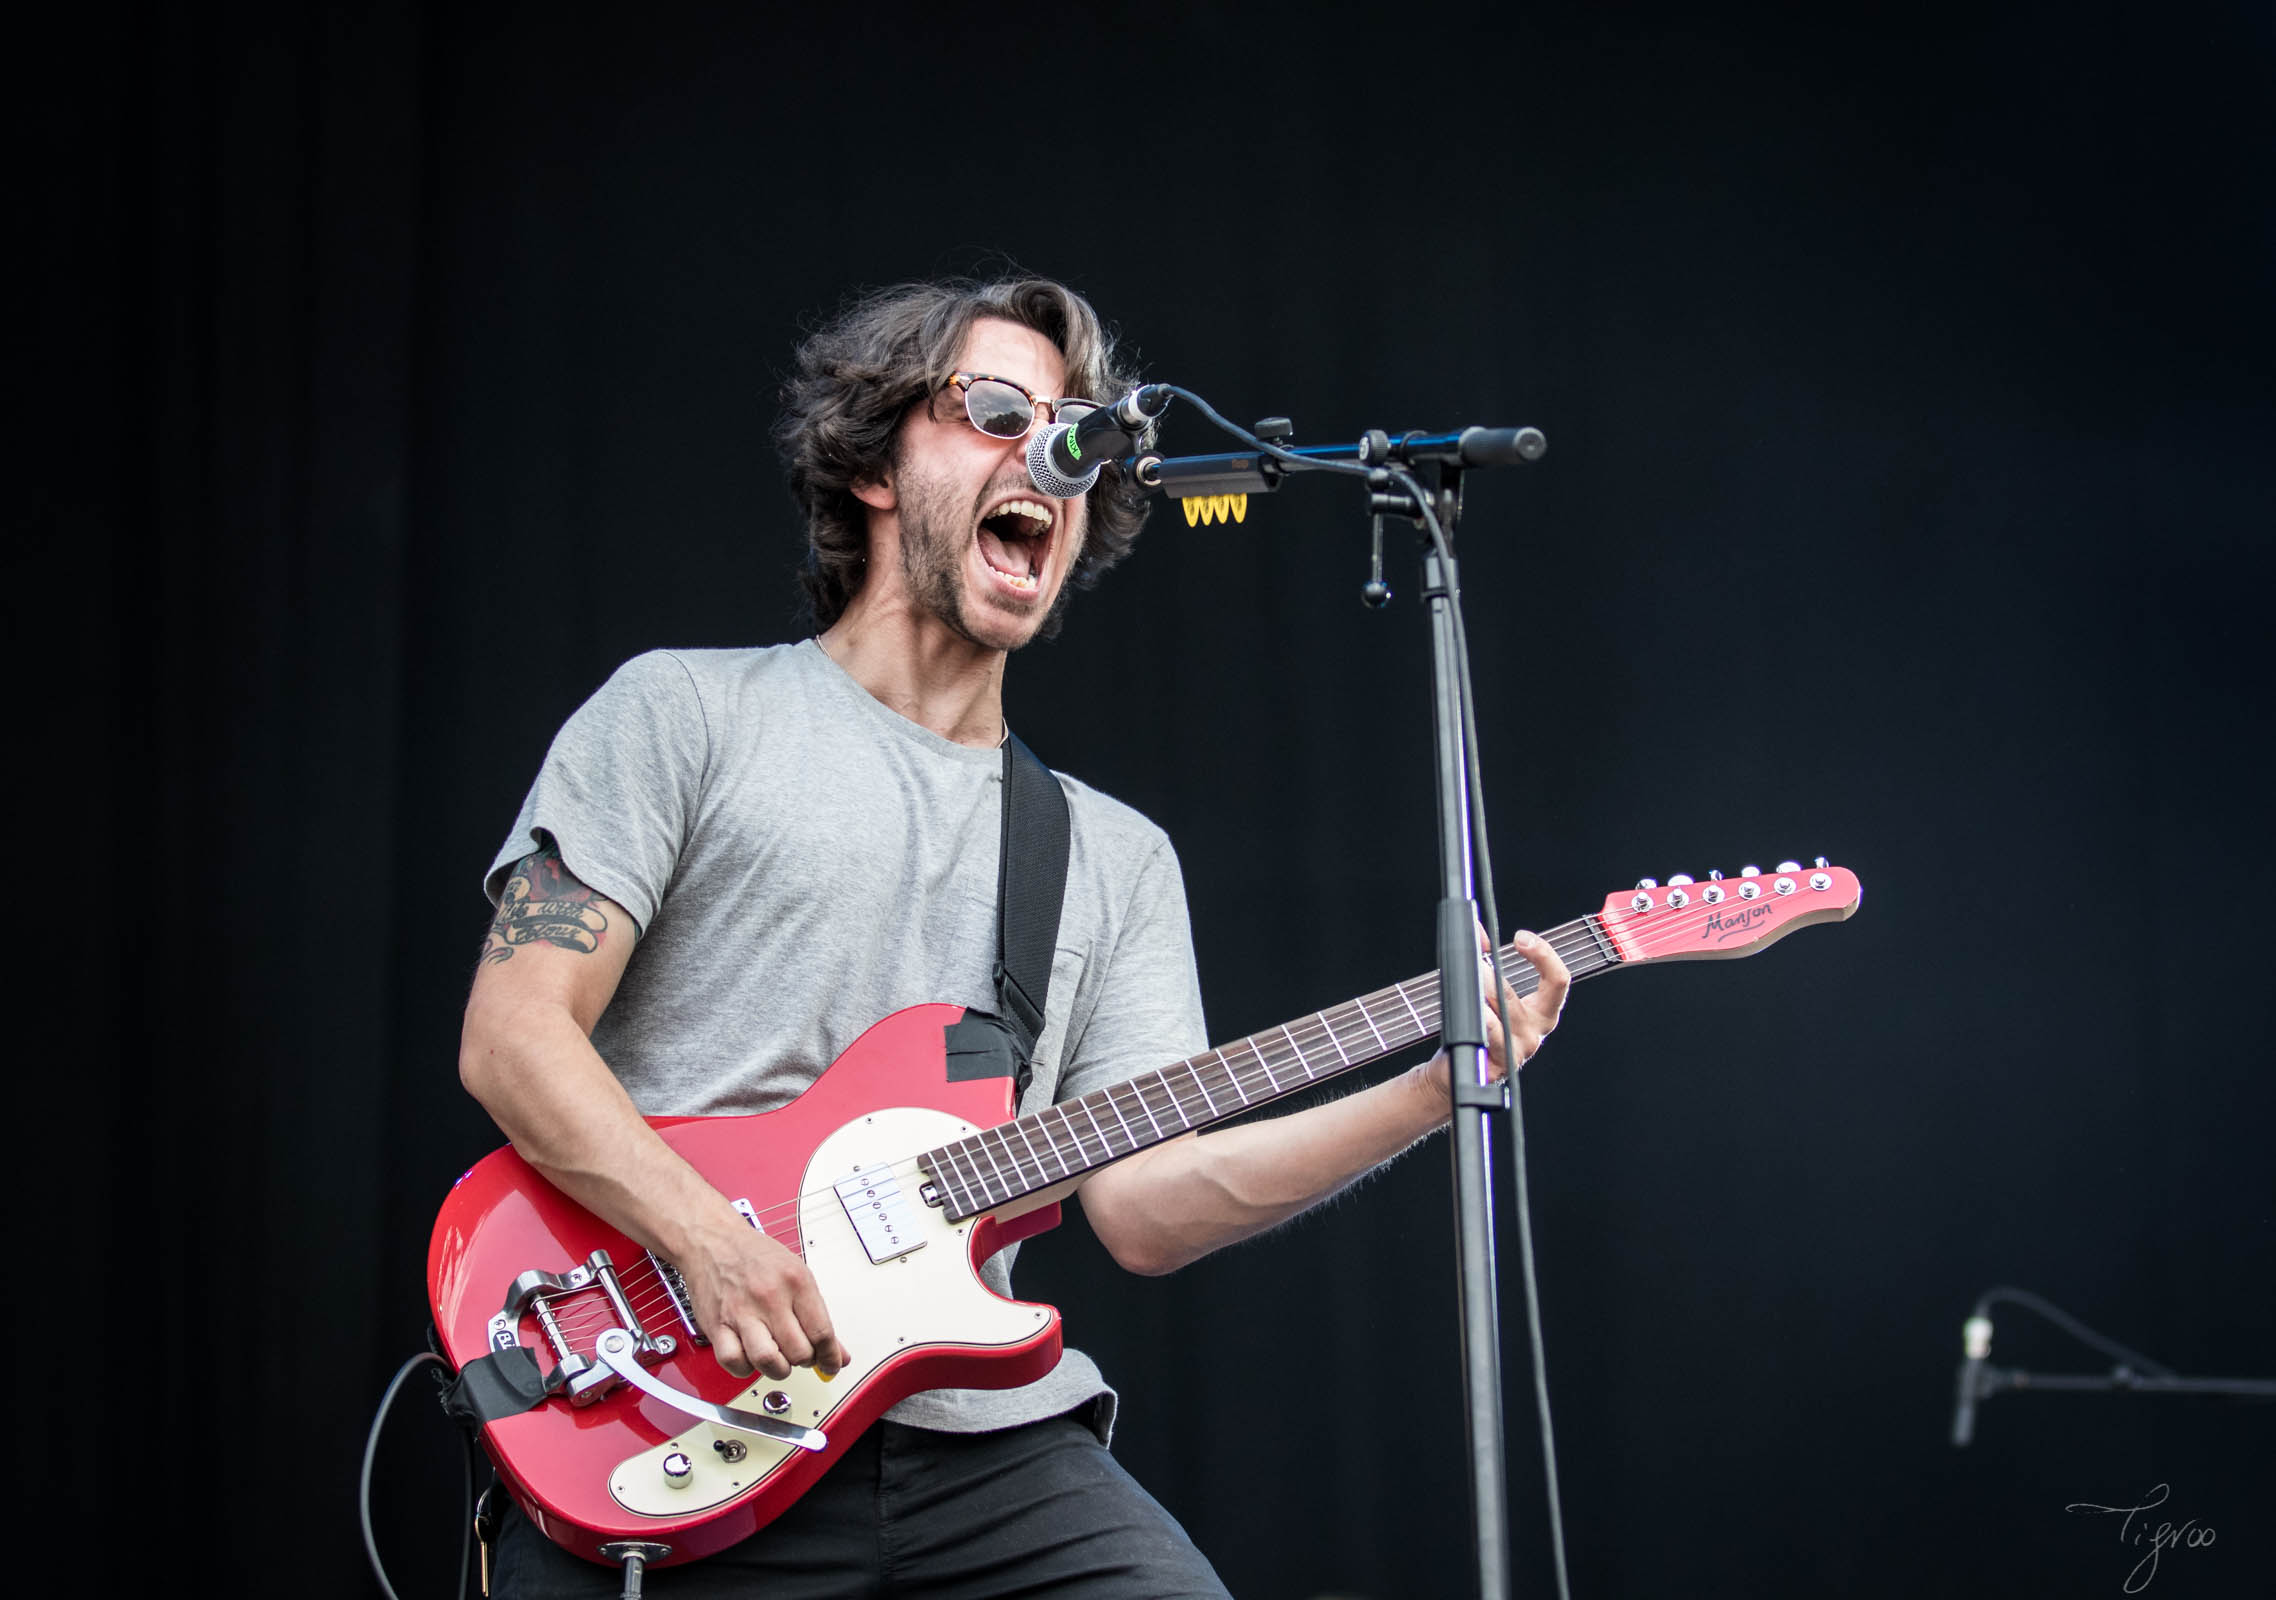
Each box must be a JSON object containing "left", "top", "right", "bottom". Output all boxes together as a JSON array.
[{"left": 936, "top": 373, "right": 1101, "bottom": 441}]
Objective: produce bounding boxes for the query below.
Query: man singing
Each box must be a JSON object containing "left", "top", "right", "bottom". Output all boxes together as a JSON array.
[{"left": 459, "top": 274, "right": 1569, "bottom": 1596}]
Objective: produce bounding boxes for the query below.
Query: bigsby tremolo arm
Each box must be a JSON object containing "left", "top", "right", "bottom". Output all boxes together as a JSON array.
[{"left": 591, "top": 1329, "right": 827, "bottom": 1452}]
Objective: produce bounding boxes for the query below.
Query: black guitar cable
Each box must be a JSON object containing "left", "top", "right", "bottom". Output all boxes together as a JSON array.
[{"left": 361, "top": 1348, "right": 474, "bottom": 1600}]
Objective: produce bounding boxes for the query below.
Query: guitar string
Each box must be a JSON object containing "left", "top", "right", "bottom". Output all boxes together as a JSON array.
[
  {"left": 532, "top": 880, "right": 1851, "bottom": 1347},
  {"left": 550, "top": 878, "right": 1841, "bottom": 1319}
]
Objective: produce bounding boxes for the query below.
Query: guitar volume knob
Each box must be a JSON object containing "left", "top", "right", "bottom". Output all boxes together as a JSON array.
[{"left": 662, "top": 1451, "right": 693, "bottom": 1489}]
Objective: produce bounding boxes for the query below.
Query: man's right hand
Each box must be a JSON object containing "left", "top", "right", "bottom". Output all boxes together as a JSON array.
[{"left": 673, "top": 1204, "right": 850, "bottom": 1381}]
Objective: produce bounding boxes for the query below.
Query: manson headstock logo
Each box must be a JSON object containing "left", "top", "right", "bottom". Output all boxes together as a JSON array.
[{"left": 1700, "top": 902, "right": 1779, "bottom": 943}]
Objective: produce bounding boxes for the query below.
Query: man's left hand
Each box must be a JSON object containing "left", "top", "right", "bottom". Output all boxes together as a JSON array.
[{"left": 1417, "top": 927, "right": 1571, "bottom": 1102}]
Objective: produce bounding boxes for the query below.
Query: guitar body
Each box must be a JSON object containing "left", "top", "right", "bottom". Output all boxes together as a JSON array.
[{"left": 428, "top": 1003, "right": 1066, "bottom": 1567}]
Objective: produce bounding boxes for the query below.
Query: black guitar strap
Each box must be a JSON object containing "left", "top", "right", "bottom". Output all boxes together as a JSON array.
[
  {"left": 943, "top": 731, "right": 1072, "bottom": 1098},
  {"left": 994, "top": 731, "right": 1072, "bottom": 1062}
]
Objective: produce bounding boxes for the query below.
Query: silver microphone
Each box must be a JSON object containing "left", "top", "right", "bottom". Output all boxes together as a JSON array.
[
  {"left": 1026, "top": 424, "right": 1098, "bottom": 499},
  {"left": 1024, "top": 385, "right": 1173, "bottom": 500}
]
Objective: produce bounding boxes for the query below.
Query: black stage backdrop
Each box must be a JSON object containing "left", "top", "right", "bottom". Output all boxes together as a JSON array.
[{"left": 36, "top": 4, "right": 2274, "bottom": 1597}]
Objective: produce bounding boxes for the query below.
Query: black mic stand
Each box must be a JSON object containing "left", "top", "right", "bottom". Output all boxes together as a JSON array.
[
  {"left": 1372, "top": 440, "right": 1527, "bottom": 1600},
  {"left": 1132, "top": 402, "right": 1558, "bottom": 1600}
]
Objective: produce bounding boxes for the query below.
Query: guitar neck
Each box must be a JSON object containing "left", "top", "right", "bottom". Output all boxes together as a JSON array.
[{"left": 921, "top": 915, "right": 1622, "bottom": 1221}]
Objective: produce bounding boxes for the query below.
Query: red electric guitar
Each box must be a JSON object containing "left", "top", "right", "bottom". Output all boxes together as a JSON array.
[{"left": 430, "top": 860, "right": 1861, "bottom": 1566}]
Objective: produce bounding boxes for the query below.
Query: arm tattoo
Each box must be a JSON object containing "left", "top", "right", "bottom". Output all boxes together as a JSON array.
[{"left": 482, "top": 847, "right": 611, "bottom": 964}]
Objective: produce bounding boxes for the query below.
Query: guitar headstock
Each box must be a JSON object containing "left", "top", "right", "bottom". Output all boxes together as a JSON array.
[{"left": 1596, "top": 858, "right": 1862, "bottom": 964}]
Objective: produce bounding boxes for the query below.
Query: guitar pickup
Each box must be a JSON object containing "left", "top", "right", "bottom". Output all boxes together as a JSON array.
[{"left": 834, "top": 1165, "right": 926, "bottom": 1264}]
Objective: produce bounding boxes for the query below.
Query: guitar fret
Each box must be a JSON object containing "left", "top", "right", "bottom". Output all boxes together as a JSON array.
[
  {"left": 1158, "top": 1069, "right": 1197, "bottom": 1128},
  {"left": 1048, "top": 1106, "right": 1085, "bottom": 1174},
  {"left": 944, "top": 1143, "right": 984, "bottom": 1209},
  {"left": 940, "top": 1151, "right": 978, "bottom": 1216},
  {"left": 1187, "top": 1063, "right": 1222, "bottom": 1120},
  {"left": 1076, "top": 1099, "right": 1115, "bottom": 1163},
  {"left": 960, "top": 1147, "right": 996, "bottom": 1210},
  {"left": 942, "top": 1147, "right": 978, "bottom": 1210},
  {"left": 1311, "top": 1014, "right": 1352, "bottom": 1068},
  {"left": 1008, "top": 1122, "right": 1050, "bottom": 1184},
  {"left": 1250, "top": 1037, "right": 1283, "bottom": 1093},
  {"left": 1124, "top": 1079, "right": 1168, "bottom": 1142},
  {"left": 1098, "top": 1085, "right": 1143, "bottom": 1148},
  {"left": 1008, "top": 1117, "right": 1053, "bottom": 1180},
  {"left": 1229, "top": 1046, "right": 1265, "bottom": 1097},
  {"left": 1391, "top": 983, "right": 1429, "bottom": 1037},
  {"left": 1243, "top": 1036, "right": 1276, "bottom": 1092},
  {"left": 1223, "top": 1054, "right": 1255, "bottom": 1104},
  {"left": 1039, "top": 1105, "right": 1075, "bottom": 1168},
  {"left": 1338, "top": 1007, "right": 1382, "bottom": 1061},
  {"left": 1351, "top": 998, "right": 1390, "bottom": 1053},
  {"left": 972, "top": 1131, "right": 1014, "bottom": 1200}
]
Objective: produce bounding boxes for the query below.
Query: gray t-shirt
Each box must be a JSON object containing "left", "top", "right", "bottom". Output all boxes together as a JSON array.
[{"left": 484, "top": 639, "right": 1207, "bottom": 1435}]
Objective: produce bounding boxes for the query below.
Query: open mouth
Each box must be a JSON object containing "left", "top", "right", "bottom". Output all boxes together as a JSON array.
[{"left": 976, "top": 496, "right": 1054, "bottom": 594}]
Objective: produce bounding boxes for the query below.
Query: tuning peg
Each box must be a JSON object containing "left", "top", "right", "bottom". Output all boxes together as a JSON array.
[
  {"left": 1813, "top": 856, "right": 1829, "bottom": 869},
  {"left": 1635, "top": 877, "right": 1658, "bottom": 890},
  {"left": 1708, "top": 869, "right": 1725, "bottom": 881},
  {"left": 1667, "top": 874, "right": 1694, "bottom": 886},
  {"left": 1775, "top": 860, "right": 1801, "bottom": 874},
  {"left": 1740, "top": 865, "right": 1761, "bottom": 878}
]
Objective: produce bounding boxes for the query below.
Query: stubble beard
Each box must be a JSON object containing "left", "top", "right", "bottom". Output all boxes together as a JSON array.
[{"left": 895, "top": 461, "right": 1076, "bottom": 649}]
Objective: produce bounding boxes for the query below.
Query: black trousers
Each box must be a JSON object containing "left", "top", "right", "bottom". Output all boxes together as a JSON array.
[{"left": 489, "top": 1413, "right": 1231, "bottom": 1598}]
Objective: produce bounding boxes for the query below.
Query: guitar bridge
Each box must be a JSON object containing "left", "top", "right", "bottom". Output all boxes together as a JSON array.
[{"left": 485, "top": 1249, "right": 679, "bottom": 1406}]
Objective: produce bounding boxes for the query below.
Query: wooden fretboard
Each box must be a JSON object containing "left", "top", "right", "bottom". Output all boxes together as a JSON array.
[{"left": 921, "top": 915, "right": 1621, "bottom": 1221}]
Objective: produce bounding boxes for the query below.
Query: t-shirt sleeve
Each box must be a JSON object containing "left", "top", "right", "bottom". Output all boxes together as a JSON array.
[
  {"left": 481, "top": 651, "right": 711, "bottom": 935},
  {"left": 1054, "top": 834, "right": 1209, "bottom": 1104}
]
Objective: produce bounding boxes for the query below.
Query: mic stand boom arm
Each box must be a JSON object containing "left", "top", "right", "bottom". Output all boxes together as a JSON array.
[{"left": 1131, "top": 425, "right": 1547, "bottom": 501}]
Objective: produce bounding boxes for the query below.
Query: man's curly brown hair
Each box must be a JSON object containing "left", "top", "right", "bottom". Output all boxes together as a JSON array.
[{"left": 774, "top": 276, "right": 1152, "bottom": 636}]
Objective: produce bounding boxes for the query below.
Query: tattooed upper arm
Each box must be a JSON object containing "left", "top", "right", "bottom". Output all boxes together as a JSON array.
[{"left": 482, "top": 846, "right": 621, "bottom": 965}]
